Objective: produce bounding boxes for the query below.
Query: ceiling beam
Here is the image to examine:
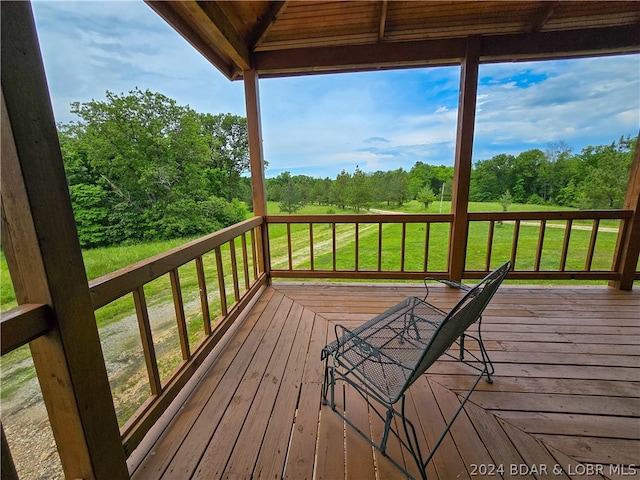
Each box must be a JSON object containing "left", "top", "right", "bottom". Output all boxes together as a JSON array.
[
  {"left": 195, "top": 1, "right": 251, "bottom": 71},
  {"left": 251, "top": 1, "right": 289, "bottom": 49},
  {"left": 253, "top": 24, "right": 640, "bottom": 78},
  {"left": 482, "top": 23, "right": 640, "bottom": 62},
  {"left": 254, "top": 37, "right": 466, "bottom": 77},
  {"left": 378, "top": 0, "right": 388, "bottom": 41},
  {"left": 528, "top": 2, "right": 557, "bottom": 33}
]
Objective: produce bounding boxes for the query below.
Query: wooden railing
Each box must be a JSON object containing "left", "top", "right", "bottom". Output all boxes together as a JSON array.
[
  {"left": 266, "top": 214, "right": 454, "bottom": 280},
  {"left": 1, "top": 217, "right": 267, "bottom": 475},
  {"left": 88, "top": 216, "right": 266, "bottom": 456},
  {"left": 2, "top": 209, "right": 637, "bottom": 478},
  {"left": 266, "top": 210, "right": 638, "bottom": 282}
]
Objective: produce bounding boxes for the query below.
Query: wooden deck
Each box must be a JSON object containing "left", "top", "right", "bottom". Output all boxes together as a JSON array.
[{"left": 129, "top": 282, "right": 640, "bottom": 480}]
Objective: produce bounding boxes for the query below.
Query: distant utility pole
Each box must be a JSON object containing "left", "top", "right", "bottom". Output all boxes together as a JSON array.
[{"left": 439, "top": 182, "right": 445, "bottom": 213}]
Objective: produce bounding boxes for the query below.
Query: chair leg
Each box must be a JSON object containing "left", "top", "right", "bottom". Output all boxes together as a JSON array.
[
  {"left": 401, "top": 396, "right": 428, "bottom": 480},
  {"left": 380, "top": 408, "right": 394, "bottom": 455},
  {"left": 322, "top": 360, "right": 336, "bottom": 407}
]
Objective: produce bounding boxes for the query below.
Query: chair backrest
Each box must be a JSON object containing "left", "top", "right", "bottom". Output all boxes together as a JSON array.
[{"left": 405, "top": 261, "right": 510, "bottom": 390}]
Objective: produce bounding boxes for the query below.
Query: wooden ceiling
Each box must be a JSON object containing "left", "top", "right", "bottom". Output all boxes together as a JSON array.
[{"left": 147, "top": 1, "right": 640, "bottom": 80}]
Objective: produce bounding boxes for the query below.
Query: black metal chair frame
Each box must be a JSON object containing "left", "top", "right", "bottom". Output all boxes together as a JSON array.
[{"left": 321, "top": 261, "right": 511, "bottom": 480}]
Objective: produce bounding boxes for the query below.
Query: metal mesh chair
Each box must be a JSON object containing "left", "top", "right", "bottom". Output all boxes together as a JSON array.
[{"left": 321, "top": 261, "right": 511, "bottom": 479}]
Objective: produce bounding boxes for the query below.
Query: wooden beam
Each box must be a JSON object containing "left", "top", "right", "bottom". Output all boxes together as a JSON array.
[
  {"left": 611, "top": 133, "right": 640, "bottom": 290},
  {"left": 194, "top": 1, "right": 251, "bottom": 71},
  {"left": 528, "top": 2, "right": 557, "bottom": 33},
  {"left": 243, "top": 69, "right": 270, "bottom": 277},
  {"left": 254, "top": 37, "right": 465, "bottom": 77},
  {"left": 0, "top": 3, "right": 128, "bottom": 478},
  {"left": 252, "top": 24, "right": 639, "bottom": 78},
  {"left": 378, "top": 0, "right": 388, "bottom": 41},
  {"left": 482, "top": 24, "right": 640, "bottom": 62},
  {"left": 244, "top": 70, "right": 268, "bottom": 218},
  {"left": 251, "top": 1, "right": 289, "bottom": 49},
  {"left": 145, "top": 1, "right": 236, "bottom": 79},
  {"left": 0, "top": 303, "right": 52, "bottom": 355},
  {"left": 449, "top": 36, "right": 481, "bottom": 282}
]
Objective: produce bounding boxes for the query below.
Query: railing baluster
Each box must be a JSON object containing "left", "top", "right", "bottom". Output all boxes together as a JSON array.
[
  {"left": 585, "top": 219, "right": 600, "bottom": 271},
  {"left": 229, "top": 239, "right": 240, "bottom": 303},
  {"left": 241, "top": 234, "right": 250, "bottom": 290},
  {"left": 510, "top": 220, "right": 520, "bottom": 270},
  {"left": 377, "top": 223, "right": 383, "bottom": 272},
  {"left": 195, "top": 256, "right": 212, "bottom": 336},
  {"left": 169, "top": 269, "right": 190, "bottom": 361},
  {"left": 215, "top": 247, "right": 228, "bottom": 317},
  {"left": 534, "top": 220, "right": 546, "bottom": 272},
  {"left": 485, "top": 220, "right": 495, "bottom": 271},
  {"left": 400, "top": 222, "right": 407, "bottom": 272},
  {"left": 332, "top": 223, "right": 337, "bottom": 271},
  {"left": 133, "top": 287, "right": 162, "bottom": 395},
  {"left": 250, "top": 228, "right": 258, "bottom": 279},
  {"left": 355, "top": 222, "right": 360, "bottom": 272},
  {"left": 560, "top": 219, "right": 572, "bottom": 271},
  {"left": 286, "top": 223, "right": 293, "bottom": 271},
  {"left": 309, "top": 223, "right": 315, "bottom": 271},
  {"left": 423, "top": 222, "right": 430, "bottom": 272}
]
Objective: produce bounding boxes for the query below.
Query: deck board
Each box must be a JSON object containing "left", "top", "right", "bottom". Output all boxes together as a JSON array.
[{"left": 130, "top": 282, "right": 640, "bottom": 479}]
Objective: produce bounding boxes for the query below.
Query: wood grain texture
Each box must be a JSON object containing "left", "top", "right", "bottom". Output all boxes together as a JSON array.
[{"left": 127, "top": 282, "right": 639, "bottom": 478}]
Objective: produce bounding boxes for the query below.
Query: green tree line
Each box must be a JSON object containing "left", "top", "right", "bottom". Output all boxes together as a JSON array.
[
  {"left": 59, "top": 88, "right": 252, "bottom": 247},
  {"left": 269, "top": 136, "right": 635, "bottom": 213},
  {"left": 60, "top": 88, "right": 634, "bottom": 246}
]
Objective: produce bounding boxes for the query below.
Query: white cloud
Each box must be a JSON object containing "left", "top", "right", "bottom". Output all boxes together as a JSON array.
[{"left": 29, "top": 1, "right": 639, "bottom": 178}]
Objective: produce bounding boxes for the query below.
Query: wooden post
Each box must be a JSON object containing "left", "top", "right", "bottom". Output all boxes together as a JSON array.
[
  {"left": 611, "top": 133, "right": 640, "bottom": 290},
  {"left": 243, "top": 69, "right": 271, "bottom": 276},
  {"left": 1, "top": 3, "right": 128, "bottom": 479},
  {"left": 449, "top": 36, "right": 481, "bottom": 282}
]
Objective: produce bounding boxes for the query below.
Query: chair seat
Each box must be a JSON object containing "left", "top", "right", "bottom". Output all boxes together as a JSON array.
[{"left": 323, "top": 296, "right": 445, "bottom": 402}]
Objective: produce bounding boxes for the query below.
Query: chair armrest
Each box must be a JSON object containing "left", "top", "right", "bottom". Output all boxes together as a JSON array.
[{"left": 331, "top": 324, "right": 381, "bottom": 361}]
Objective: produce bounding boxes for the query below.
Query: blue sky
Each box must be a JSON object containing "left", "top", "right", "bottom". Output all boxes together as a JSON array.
[{"left": 32, "top": 1, "right": 639, "bottom": 179}]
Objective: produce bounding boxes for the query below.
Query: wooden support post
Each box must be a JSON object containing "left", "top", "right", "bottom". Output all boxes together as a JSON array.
[
  {"left": 244, "top": 69, "right": 271, "bottom": 277},
  {"left": 611, "top": 133, "right": 640, "bottom": 290},
  {"left": 1, "top": 3, "right": 128, "bottom": 479},
  {"left": 449, "top": 36, "right": 481, "bottom": 282}
]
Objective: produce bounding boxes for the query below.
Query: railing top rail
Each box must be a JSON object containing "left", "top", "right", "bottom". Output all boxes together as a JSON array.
[
  {"left": 468, "top": 209, "right": 632, "bottom": 221},
  {"left": 266, "top": 213, "right": 455, "bottom": 223},
  {"left": 89, "top": 216, "right": 263, "bottom": 309},
  {"left": 1, "top": 303, "right": 52, "bottom": 355}
]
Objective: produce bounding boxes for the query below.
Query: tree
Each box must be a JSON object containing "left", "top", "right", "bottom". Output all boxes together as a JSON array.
[
  {"left": 331, "top": 170, "right": 351, "bottom": 209},
  {"left": 277, "top": 172, "right": 306, "bottom": 213},
  {"left": 388, "top": 168, "right": 410, "bottom": 205},
  {"left": 470, "top": 154, "right": 516, "bottom": 201},
  {"left": 499, "top": 190, "right": 513, "bottom": 212},
  {"left": 416, "top": 186, "right": 437, "bottom": 210},
  {"left": 200, "top": 113, "right": 249, "bottom": 202},
  {"left": 348, "top": 165, "right": 372, "bottom": 212},
  {"left": 574, "top": 137, "right": 635, "bottom": 209},
  {"left": 59, "top": 88, "right": 247, "bottom": 245}
]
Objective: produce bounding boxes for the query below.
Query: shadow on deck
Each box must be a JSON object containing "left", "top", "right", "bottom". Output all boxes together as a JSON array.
[{"left": 129, "top": 282, "right": 640, "bottom": 480}]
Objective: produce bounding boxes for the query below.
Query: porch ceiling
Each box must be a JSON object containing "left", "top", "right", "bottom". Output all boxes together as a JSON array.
[{"left": 146, "top": 1, "right": 640, "bottom": 80}]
